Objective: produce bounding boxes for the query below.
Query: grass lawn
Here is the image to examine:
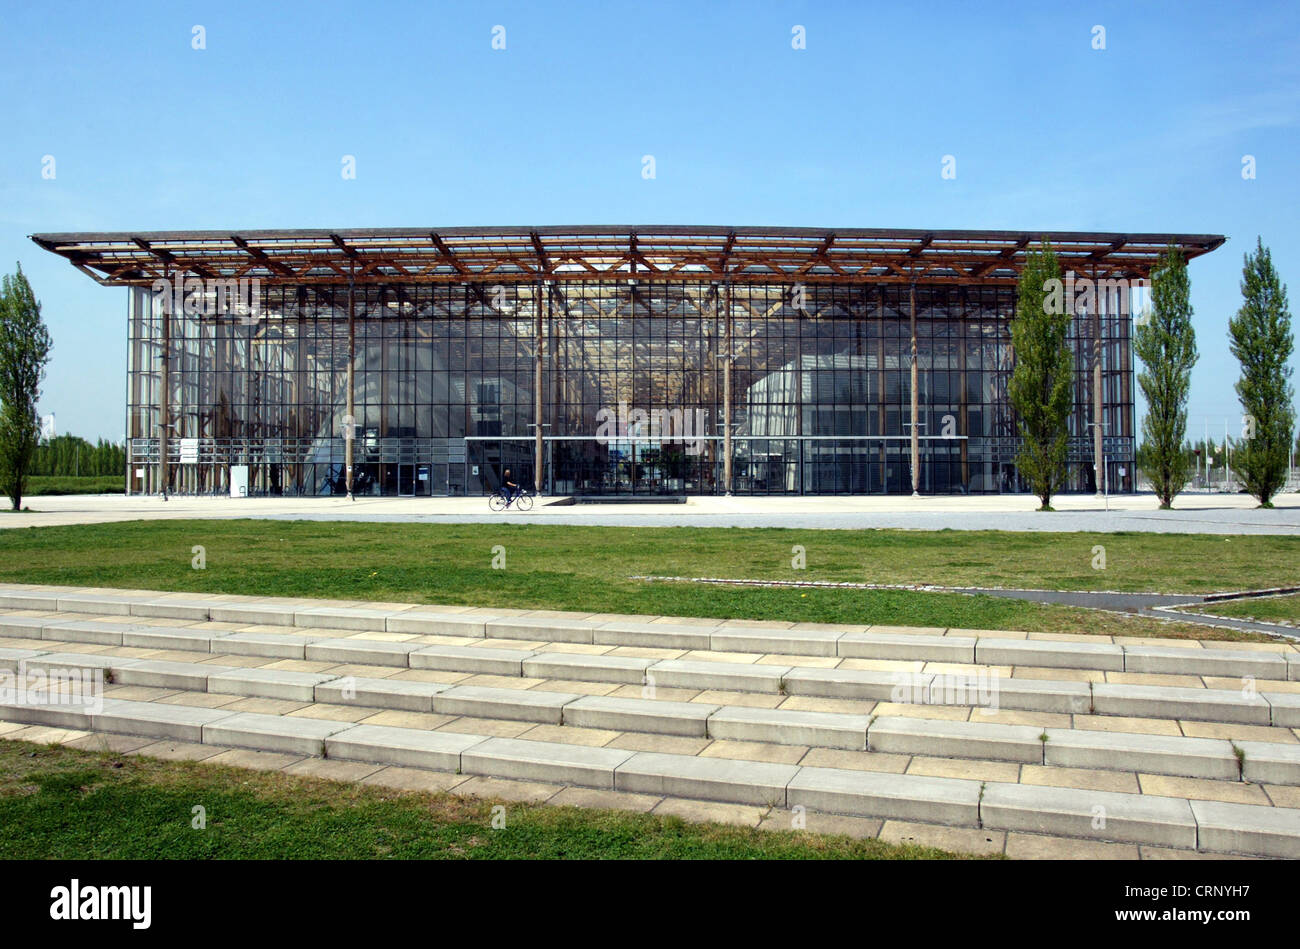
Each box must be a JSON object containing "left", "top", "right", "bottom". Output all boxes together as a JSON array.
[
  {"left": 0, "top": 520, "right": 1293, "bottom": 640},
  {"left": 0, "top": 739, "right": 980, "bottom": 860},
  {"left": 25, "top": 476, "right": 122, "bottom": 496},
  {"left": 1188, "top": 592, "right": 1300, "bottom": 626}
]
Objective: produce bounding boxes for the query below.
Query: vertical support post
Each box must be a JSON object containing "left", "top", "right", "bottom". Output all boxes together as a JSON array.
[
  {"left": 1092, "top": 265, "right": 1104, "bottom": 497},
  {"left": 794, "top": 286, "right": 804, "bottom": 495},
  {"left": 126, "top": 290, "right": 133, "bottom": 497},
  {"left": 878, "top": 289, "right": 886, "bottom": 493},
  {"left": 345, "top": 266, "right": 356, "bottom": 499},
  {"left": 959, "top": 320, "right": 969, "bottom": 491},
  {"left": 159, "top": 265, "right": 170, "bottom": 499},
  {"left": 534, "top": 281, "right": 545, "bottom": 495},
  {"left": 910, "top": 280, "right": 920, "bottom": 496},
  {"left": 723, "top": 281, "right": 733, "bottom": 496}
]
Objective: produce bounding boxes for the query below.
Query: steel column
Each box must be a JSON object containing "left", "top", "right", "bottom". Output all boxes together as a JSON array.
[
  {"left": 345, "top": 266, "right": 355, "bottom": 499},
  {"left": 534, "top": 282, "right": 545, "bottom": 495},
  {"left": 723, "top": 281, "right": 733, "bottom": 496},
  {"left": 910, "top": 280, "right": 920, "bottom": 496}
]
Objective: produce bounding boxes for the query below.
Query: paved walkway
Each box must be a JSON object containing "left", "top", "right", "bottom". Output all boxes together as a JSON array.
[{"left": 8, "top": 492, "right": 1300, "bottom": 533}]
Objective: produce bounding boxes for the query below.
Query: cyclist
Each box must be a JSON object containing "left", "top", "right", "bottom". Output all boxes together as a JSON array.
[{"left": 501, "top": 468, "right": 519, "bottom": 507}]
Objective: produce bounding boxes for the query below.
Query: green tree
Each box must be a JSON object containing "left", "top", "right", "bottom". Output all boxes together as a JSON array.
[
  {"left": 1134, "top": 245, "right": 1197, "bottom": 508},
  {"left": 1009, "top": 240, "right": 1073, "bottom": 510},
  {"left": 0, "top": 264, "right": 54, "bottom": 510},
  {"left": 1228, "top": 238, "right": 1295, "bottom": 507}
]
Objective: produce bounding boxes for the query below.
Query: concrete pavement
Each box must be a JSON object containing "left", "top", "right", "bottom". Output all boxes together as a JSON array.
[{"left": 6, "top": 490, "right": 1300, "bottom": 533}]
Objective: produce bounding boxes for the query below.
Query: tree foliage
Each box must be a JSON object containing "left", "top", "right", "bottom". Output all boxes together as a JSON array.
[
  {"left": 0, "top": 263, "right": 54, "bottom": 510},
  {"left": 32, "top": 434, "right": 125, "bottom": 477},
  {"left": 1134, "top": 245, "right": 1197, "bottom": 507},
  {"left": 1228, "top": 238, "right": 1295, "bottom": 507},
  {"left": 1008, "top": 241, "right": 1073, "bottom": 510}
]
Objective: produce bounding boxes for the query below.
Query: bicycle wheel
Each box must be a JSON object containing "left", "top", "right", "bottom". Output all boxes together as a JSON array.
[
  {"left": 516, "top": 493, "right": 534, "bottom": 511},
  {"left": 488, "top": 492, "right": 507, "bottom": 512}
]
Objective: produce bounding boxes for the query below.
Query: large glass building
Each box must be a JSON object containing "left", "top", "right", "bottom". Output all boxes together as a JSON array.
[{"left": 32, "top": 226, "right": 1224, "bottom": 498}]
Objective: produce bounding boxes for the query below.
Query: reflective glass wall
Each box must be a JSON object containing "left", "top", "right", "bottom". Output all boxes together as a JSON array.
[{"left": 125, "top": 280, "right": 1135, "bottom": 496}]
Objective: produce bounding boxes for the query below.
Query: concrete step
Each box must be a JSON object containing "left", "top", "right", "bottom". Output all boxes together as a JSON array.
[
  {"left": 707, "top": 705, "right": 872, "bottom": 751},
  {"left": 202, "top": 711, "right": 353, "bottom": 756},
  {"left": 208, "top": 668, "right": 339, "bottom": 702},
  {"left": 463, "top": 737, "right": 636, "bottom": 788},
  {"left": 1042, "top": 728, "right": 1239, "bottom": 780},
  {"left": 5, "top": 691, "right": 1299, "bottom": 857},
  {"left": 10, "top": 629, "right": 1300, "bottom": 736},
  {"left": 562, "top": 694, "right": 717, "bottom": 737},
  {"left": 314, "top": 676, "right": 452, "bottom": 711},
  {"left": 430, "top": 684, "right": 580, "bottom": 723},
  {"left": 324, "top": 723, "right": 483, "bottom": 771},
  {"left": 613, "top": 751, "right": 798, "bottom": 806},
  {"left": 7, "top": 587, "right": 1295, "bottom": 682},
  {"left": 15, "top": 641, "right": 1297, "bottom": 786},
  {"left": 869, "top": 716, "right": 1045, "bottom": 763},
  {"left": 410, "top": 644, "right": 533, "bottom": 675},
  {"left": 787, "top": 765, "right": 981, "bottom": 825},
  {"left": 1091, "top": 683, "right": 1272, "bottom": 725},
  {"left": 1189, "top": 799, "right": 1300, "bottom": 859},
  {"left": 979, "top": 782, "right": 1197, "bottom": 849}
]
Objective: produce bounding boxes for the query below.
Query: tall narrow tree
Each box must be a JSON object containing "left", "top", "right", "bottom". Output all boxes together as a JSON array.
[
  {"left": 1008, "top": 240, "right": 1073, "bottom": 510},
  {"left": 1229, "top": 238, "right": 1295, "bottom": 507},
  {"left": 0, "top": 263, "right": 53, "bottom": 510},
  {"left": 1134, "top": 245, "right": 1197, "bottom": 507}
]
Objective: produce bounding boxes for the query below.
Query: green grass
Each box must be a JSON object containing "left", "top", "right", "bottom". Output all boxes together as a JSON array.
[
  {"left": 25, "top": 476, "right": 122, "bottom": 496},
  {"left": 1188, "top": 592, "right": 1300, "bottom": 626},
  {"left": 0, "top": 740, "right": 983, "bottom": 859},
  {"left": 0, "top": 519, "right": 1291, "bottom": 640}
]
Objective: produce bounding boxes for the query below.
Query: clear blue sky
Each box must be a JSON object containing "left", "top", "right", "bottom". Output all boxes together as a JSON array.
[{"left": 2, "top": 0, "right": 1296, "bottom": 442}]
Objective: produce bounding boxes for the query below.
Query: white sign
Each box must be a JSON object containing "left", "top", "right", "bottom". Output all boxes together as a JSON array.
[
  {"left": 230, "top": 465, "right": 249, "bottom": 498},
  {"left": 134, "top": 468, "right": 144, "bottom": 478},
  {"left": 180, "top": 438, "right": 199, "bottom": 464}
]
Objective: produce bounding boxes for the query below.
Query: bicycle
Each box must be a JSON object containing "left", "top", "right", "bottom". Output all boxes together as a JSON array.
[{"left": 488, "top": 486, "right": 534, "bottom": 512}]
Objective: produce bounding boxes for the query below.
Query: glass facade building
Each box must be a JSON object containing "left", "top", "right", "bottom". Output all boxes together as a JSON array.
[{"left": 35, "top": 227, "right": 1225, "bottom": 498}]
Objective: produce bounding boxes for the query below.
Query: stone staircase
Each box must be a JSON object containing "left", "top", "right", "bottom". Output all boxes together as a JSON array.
[{"left": 1, "top": 583, "right": 1298, "bottom": 858}]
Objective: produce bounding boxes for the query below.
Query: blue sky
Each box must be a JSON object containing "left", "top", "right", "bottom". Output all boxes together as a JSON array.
[{"left": 2, "top": 0, "right": 1297, "bottom": 442}]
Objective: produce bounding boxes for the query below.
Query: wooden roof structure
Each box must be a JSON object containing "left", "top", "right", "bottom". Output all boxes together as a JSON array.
[{"left": 30, "top": 226, "right": 1226, "bottom": 288}]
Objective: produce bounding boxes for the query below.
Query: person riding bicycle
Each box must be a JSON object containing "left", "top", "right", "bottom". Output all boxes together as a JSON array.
[{"left": 501, "top": 468, "right": 519, "bottom": 507}]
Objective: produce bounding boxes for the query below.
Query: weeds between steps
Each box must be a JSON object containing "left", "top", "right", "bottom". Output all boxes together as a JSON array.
[
  {"left": 976, "top": 782, "right": 986, "bottom": 829},
  {"left": 1232, "top": 743, "right": 1246, "bottom": 781},
  {"left": 1087, "top": 681, "right": 1095, "bottom": 714}
]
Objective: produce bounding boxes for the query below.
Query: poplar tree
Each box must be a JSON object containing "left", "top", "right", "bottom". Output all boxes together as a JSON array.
[
  {"left": 1009, "top": 240, "right": 1073, "bottom": 510},
  {"left": 1134, "top": 245, "right": 1197, "bottom": 508},
  {"left": 0, "top": 264, "right": 54, "bottom": 510},
  {"left": 1229, "top": 238, "right": 1295, "bottom": 507}
]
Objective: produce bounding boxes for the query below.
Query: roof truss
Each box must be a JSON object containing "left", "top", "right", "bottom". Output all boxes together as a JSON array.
[{"left": 30, "top": 226, "right": 1226, "bottom": 289}]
